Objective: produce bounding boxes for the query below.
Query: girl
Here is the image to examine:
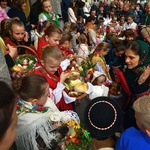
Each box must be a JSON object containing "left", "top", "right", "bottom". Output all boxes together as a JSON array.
[
  {"left": 34, "top": 20, "right": 52, "bottom": 50},
  {"left": 89, "top": 71, "right": 109, "bottom": 100},
  {"left": 39, "top": 0, "right": 60, "bottom": 27},
  {"left": 0, "top": 6, "right": 9, "bottom": 23},
  {"left": 63, "top": 22, "right": 71, "bottom": 33},
  {"left": 3, "top": 19, "right": 35, "bottom": 67},
  {"left": 15, "top": 74, "right": 79, "bottom": 150},
  {"left": 59, "top": 32, "right": 74, "bottom": 57},
  {"left": 34, "top": 46, "right": 76, "bottom": 111},
  {"left": 92, "top": 42, "right": 112, "bottom": 82},
  {"left": 37, "top": 24, "right": 63, "bottom": 58},
  {"left": 123, "top": 15, "right": 138, "bottom": 33},
  {"left": 76, "top": 34, "right": 89, "bottom": 63}
]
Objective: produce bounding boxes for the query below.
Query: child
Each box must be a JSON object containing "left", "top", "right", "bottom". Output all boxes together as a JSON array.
[
  {"left": 37, "top": 24, "right": 63, "bottom": 58},
  {"left": 63, "top": 22, "right": 71, "bottom": 33},
  {"left": 2, "top": 19, "right": 34, "bottom": 67},
  {"left": 15, "top": 74, "right": 79, "bottom": 150},
  {"left": 123, "top": 15, "right": 138, "bottom": 33},
  {"left": 59, "top": 32, "right": 74, "bottom": 57},
  {"left": 69, "top": 22, "right": 78, "bottom": 53},
  {"left": 76, "top": 34, "right": 89, "bottom": 63},
  {"left": 34, "top": 20, "right": 52, "bottom": 50},
  {"left": 89, "top": 71, "right": 109, "bottom": 100},
  {"left": 92, "top": 42, "right": 112, "bottom": 82},
  {"left": 39, "top": 0, "right": 60, "bottom": 27},
  {"left": 0, "top": 6, "right": 9, "bottom": 23},
  {"left": 34, "top": 45, "right": 75, "bottom": 111},
  {"left": 76, "top": 16, "right": 84, "bottom": 34}
]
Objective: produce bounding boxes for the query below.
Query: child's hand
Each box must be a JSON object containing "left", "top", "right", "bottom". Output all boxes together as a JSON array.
[
  {"left": 24, "top": 31, "right": 29, "bottom": 42},
  {"left": 60, "top": 72, "right": 69, "bottom": 83}
]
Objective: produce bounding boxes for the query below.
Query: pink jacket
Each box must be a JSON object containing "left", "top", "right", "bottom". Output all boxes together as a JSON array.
[{"left": 0, "top": 7, "right": 9, "bottom": 23}]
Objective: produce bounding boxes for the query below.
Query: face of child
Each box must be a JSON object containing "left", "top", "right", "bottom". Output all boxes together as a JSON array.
[
  {"left": 45, "top": 33, "right": 62, "bottom": 46},
  {"left": 61, "top": 40, "right": 71, "bottom": 48},
  {"left": 127, "top": 17, "right": 133, "bottom": 24},
  {"left": 97, "top": 75, "right": 106, "bottom": 86},
  {"left": 0, "top": 105, "right": 17, "bottom": 150},
  {"left": 42, "top": 56, "right": 61, "bottom": 74},
  {"left": 114, "top": 50, "right": 124, "bottom": 57},
  {"left": 100, "top": 49, "right": 109, "bottom": 56},
  {"left": 0, "top": 0, "right": 7, "bottom": 9},
  {"left": 42, "top": 0, "right": 52, "bottom": 13},
  {"left": 36, "top": 83, "right": 49, "bottom": 106},
  {"left": 10, "top": 25, "right": 25, "bottom": 42},
  {"left": 126, "top": 35, "right": 134, "bottom": 42}
]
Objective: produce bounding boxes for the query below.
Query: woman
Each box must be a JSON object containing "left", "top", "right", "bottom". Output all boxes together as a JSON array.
[
  {"left": 68, "top": 2, "right": 77, "bottom": 23},
  {"left": 85, "top": 15, "right": 97, "bottom": 45},
  {"left": 124, "top": 40, "right": 150, "bottom": 128},
  {"left": 0, "top": 81, "right": 17, "bottom": 150},
  {"left": 7, "top": 0, "right": 35, "bottom": 32}
]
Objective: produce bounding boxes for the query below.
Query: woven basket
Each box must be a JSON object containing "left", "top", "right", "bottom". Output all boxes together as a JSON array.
[
  {"left": 65, "top": 54, "right": 89, "bottom": 100},
  {"left": 10, "top": 45, "right": 39, "bottom": 79}
]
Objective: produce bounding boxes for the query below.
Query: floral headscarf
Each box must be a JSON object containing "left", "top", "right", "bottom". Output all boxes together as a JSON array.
[{"left": 132, "top": 40, "right": 150, "bottom": 76}]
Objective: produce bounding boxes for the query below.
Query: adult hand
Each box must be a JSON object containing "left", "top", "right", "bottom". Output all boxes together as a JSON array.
[
  {"left": 138, "top": 66, "right": 150, "bottom": 85},
  {"left": 6, "top": 44, "right": 17, "bottom": 60}
]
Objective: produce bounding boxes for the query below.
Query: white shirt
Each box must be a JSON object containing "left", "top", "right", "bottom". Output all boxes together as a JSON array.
[{"left": 68, "top": 7, "right": 77, "bottom": 23}]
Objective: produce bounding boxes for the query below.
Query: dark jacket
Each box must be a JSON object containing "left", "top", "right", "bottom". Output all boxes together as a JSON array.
[{"left": 7, "top": 8, "right": 32, "bottom": 32}]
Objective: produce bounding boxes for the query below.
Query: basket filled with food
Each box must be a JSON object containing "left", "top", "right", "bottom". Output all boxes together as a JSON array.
[
  {"left": 10, "top": 45, "right": 38, "bottom": 79},
  {"left": 64, "top": 55, "right": 96, "bottom": 100}
]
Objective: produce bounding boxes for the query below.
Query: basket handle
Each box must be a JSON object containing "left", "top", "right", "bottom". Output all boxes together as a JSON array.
[{"left": 16, "top": 45, "right": 38, "bottom": 58}]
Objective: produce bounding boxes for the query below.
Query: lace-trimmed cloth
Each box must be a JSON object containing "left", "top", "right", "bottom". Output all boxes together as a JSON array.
[{"left": 16, "top": 98, "right": 80, "bottom": 150}]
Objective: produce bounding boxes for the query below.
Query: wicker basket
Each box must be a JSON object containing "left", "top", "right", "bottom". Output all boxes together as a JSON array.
[
  {"left": 65, "top": 54, "right": 93, "bottom": 100},
  {"left": 10, "top": 45, "right": 39, "bottom": 79}
]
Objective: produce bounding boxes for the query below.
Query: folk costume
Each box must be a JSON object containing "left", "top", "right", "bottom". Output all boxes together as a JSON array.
[
  {"left": 16, "top": 97, "right": 79, "bottom": 150},
  {"left": 39, "top": 11, "right": 60, "bottom": 27},
  {"left": 58, "top": 45, "right": 74, "bottom": 57},
  {"left": 34, "top": 66, "right": 75, "bottom": 111},
  {"left": 124, "top": 40, "right": 150, "bottom": 129},
  {"left": 37, "top": 35, "right": 49, "bottom": 59},
  {"left": 92, "top": 52, "right": 112, "bottom": 82}
]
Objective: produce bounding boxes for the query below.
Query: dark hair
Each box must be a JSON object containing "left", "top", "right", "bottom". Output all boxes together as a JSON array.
[
  {"left": 11, "top": 0, "right": 26, "bottom": 9},
  {"left": 60, "top": 32, "right": 72, "bottom": 44},
  {"left": 86, "top": 15, "right": 96, "bottom": 23},
  {"left": 69, "top": 22, "right": 77, "bottom": 32},
  {"left": 18, "top": 74, "right": 48, "bottom": 101},
  {"left": 126, "top": 41, "right": 140, "bottom": 56},
  {"left": 0, "top": 81, "right": 15, "bottom": 140},
  {"left": 123, "top": 29, "right": 135, "bottom": 37}
]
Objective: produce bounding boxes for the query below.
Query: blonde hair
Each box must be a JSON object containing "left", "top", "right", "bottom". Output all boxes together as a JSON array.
[
  {"left": 63, "top": 22, "right": 71, "bottom": 31},
  {"left": 133, "top": 95, "right": 150, "bottom": 130},
  {"left": 95, "top": 42, "right": 110, "bottom": 52},
  {"left": 41, "top": 45, "right": 63, "bottom": 62},
  {"left": 78, "top": 34, "right": 87, "bottom": 44}
]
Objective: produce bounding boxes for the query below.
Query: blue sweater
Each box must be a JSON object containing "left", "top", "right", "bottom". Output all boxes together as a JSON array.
[{"left": 115, "top": 127, "right": 150, "bottom": 150}]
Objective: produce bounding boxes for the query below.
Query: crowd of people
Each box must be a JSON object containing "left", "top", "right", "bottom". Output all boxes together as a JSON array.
[{"left": 0, "top": 0, "right": 150, "bottom": 149}]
